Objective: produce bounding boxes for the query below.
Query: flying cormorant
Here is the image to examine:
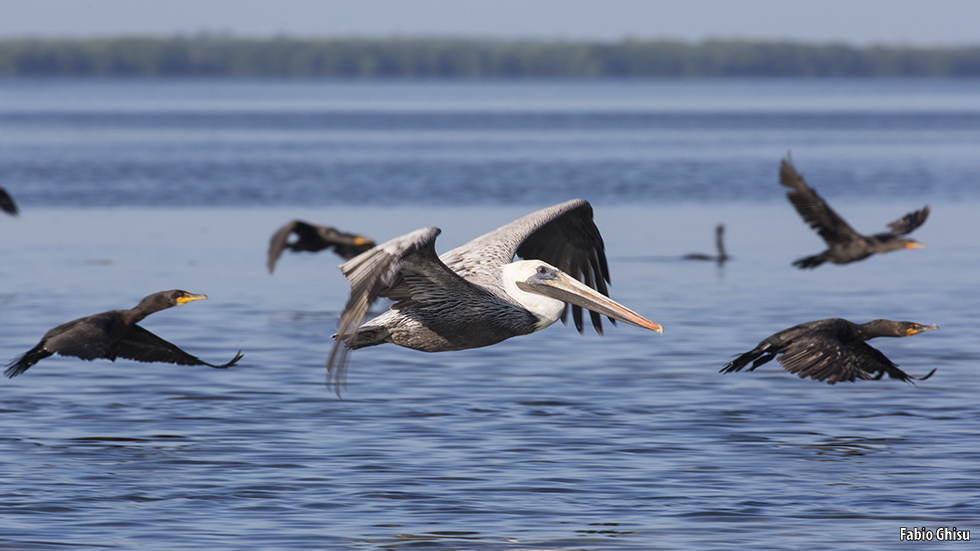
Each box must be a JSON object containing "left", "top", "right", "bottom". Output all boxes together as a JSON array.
[
  {"left": 780, "top": 158, "right": 929, "bottom": 268},
  {"left": 721, "top": 318, "right": 937, "bottom": 384},
  {"left": 6, "top": 290, "right": 243, "bottom": 378},
  {"left": 267, "top": 220, "right": 375, "bottom": 273}
]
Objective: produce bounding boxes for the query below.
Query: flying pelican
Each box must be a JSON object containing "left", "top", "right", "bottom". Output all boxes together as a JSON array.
[
  {"left": 683, "top": 224, "right": 729, "bottom": 264},
  {"left": 6, "top": 290, "right": 243, "bottom": 378},
  {"left": 0, "top": 187, "right": 17, "bottom": 216},
  {"left": 721, "top": 318, "right": 937, "bottom": 384},
  {"left": 267, "top": 220, "right": 375, "bottom": 273},
  {"left": 780, "top": 158, "right": 929, "bottom": 268},
  {"left": 327, "top": 199, "right": 663, "bottom": 392}
]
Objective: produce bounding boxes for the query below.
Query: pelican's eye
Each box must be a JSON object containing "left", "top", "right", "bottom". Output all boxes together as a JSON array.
[{"left": 537, "top": 265, "right": 548, "bottom": 275}]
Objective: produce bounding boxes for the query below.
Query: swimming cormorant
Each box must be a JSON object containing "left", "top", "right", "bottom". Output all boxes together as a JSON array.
[
  {"left": 267, "top": 220, "right": 375, "bottom": 273},
  {"left": 6, "top": 290, "right": 243, "bottom": 378},
  {"left": 683, "top": 224, "right": 729, "bottom": 264},
  {"left": 780, "top": 159, "right": 929, "bottom": 268},
  {"left": 721, "top": 318, "right": 937, "bottom": 384},
  {"left": 0, "top": 187, "right": 17, "bottom": 216}
]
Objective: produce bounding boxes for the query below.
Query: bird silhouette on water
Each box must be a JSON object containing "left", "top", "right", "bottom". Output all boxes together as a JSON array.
[
  {"left": 780, "top": 158, "right": 929, "bottom": 268},
  {"left": 683, "top": 224, "right": 729, "bottom": 264},
  {"left": 267, "top": 220, "right": 375, "bottom": 273},
  {"left": 721, "top": 318, "right": 938, "bottom": 384},
  {"left": 6, "top": 290, "right": 243, "bottom": 378}
]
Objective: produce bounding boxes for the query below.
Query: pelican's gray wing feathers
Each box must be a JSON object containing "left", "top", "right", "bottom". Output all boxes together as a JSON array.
[
  {"left": 327, "top": 227, "right": 442, "bottom": 387},
  {"left": 439, "top": 199, "right": 611, "bottom": 333}
]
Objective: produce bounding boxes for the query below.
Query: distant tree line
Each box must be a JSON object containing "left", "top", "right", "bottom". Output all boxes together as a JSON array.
[{"left": 1, "top": 37, "right": 979, "bottom": 78}]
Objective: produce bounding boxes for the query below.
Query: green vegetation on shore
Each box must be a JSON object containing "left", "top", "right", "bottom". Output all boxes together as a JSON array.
[{"left": 1, "top": 37, "right": 978, "bottom": 78}]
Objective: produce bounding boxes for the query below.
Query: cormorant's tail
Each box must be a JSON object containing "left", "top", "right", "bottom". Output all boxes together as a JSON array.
[
  {"left": 792, "top": 253, "right": 826, "bottom": 269},
  {"left": 720, "top": 346, "right": 777, "bottom": 374},
  {"left": 5, "top": 345, "right": 52, "bottom": 378}
]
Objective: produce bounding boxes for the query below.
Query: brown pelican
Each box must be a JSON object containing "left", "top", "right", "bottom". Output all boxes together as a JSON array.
[
  {"left": 721, "top": 318, "right": 937, "bottom": 384},
  {"left": 780, "top": 158, "right": 929, "bottom": 268},
  {"left": 683, "top": 224, "right": 729, "bottom": 264},
  {"left": 327, "top": 199, "right": 663, "bottom": 392},
  {"left": 267, "top": 220, "right": 375, "bottom": 273},
  {"left": 0, "top": 187, "right": 17, "bottom": 216},
  {"left": 6, "top": 290, "right": 243, "bottom": 378}
]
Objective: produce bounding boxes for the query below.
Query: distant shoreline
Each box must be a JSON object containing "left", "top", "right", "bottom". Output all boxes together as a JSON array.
[{"left": 1, "top": 37, "right": 979, "bottom": 78}]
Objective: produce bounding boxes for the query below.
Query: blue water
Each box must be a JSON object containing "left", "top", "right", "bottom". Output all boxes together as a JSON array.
[{"left": 1, "top": 79, "right": 979, "bottom": 550}]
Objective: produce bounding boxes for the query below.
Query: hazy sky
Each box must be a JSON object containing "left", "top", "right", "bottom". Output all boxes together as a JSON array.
[{"left": 1, "top": 0, "right": 978, "bottom": 46}]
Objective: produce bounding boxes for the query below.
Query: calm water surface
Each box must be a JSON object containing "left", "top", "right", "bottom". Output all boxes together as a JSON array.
[{"left": 1, "top": 80, "right": 979, "bottom": 550}]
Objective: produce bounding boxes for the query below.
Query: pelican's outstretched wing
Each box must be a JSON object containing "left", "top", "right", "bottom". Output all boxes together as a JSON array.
[
  {"left": 779, "top": 159, "right": 861, "bottom": 246},
  {"left": 439, "top": 199, "right": 612, "bottom": 334},
  {"left": 327, "top": 227, "right": 443, "bottom": 388},
  {"left": 884, "top": 206, "right": 930, "bottom": 236}
]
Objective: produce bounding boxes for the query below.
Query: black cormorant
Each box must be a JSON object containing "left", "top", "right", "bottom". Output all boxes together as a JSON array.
[
  {"left": 6, "top": 290, "right": 243, "bottom": 378},
  {"left": 683, "top": 224, "right": 729, "bottom": 264},
  {"left": 780, "top": 158, "right": 929, "bottom": 268},
  {"left": 721, "top": 318, "right": 937, "bottom": 384},
  {"left": 267, "top": 220, "right": 375, "bottom": 273}
]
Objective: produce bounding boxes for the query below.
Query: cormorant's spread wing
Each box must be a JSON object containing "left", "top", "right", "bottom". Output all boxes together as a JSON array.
[
  {"left": 45, "top": 321, "right": 113, "bottom": 361},
  {"left": 439, "top": 199, "right": 612, "bottom": 334},
  {"left": 885, "top": 206, "right": 930, "bottom": 236},
  {"left": 328, "top": 227, "right": 443, "bottom": 388},
  {"left": 776, "top": 334, "right": 873, "bottom": 384},
  {"left": 0, "top": 187, "right": 17, "bottom": 216},
  {"left": 5, "top": 343, "right": 53, "bottom": 378},
  {"left": 268, "top": 220, "right": 321, "bottom": 273},
  {"left": 4, "top": 316, "right": 113, "bottom": 377},
  {"left": 850, "top": 341, "right": 917, "bottom": 382},
  {"left": 779, "top": 159, "right": 862, "bottom": 246},
  {"left": 114, "top": 325, "right": 243, "bottom": 368}
]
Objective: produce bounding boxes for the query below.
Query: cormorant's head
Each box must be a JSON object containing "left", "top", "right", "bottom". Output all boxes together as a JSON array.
[
  {"left": 173, "top": 290, "right": 208, "bottom": 305},
  {"left": 900, "top": 238, "right": 926, "bottom": 250},
  {"left": 900, "top": 321, "right": 939, "bottom": 336},
  {"left": 135, "top": 290, "right": 207, "bottom": 312},
  {"left": 863, "top": 319, "right": 938, "bottom": 338}
]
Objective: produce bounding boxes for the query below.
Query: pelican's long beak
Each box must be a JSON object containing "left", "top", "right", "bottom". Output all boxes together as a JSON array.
[
  {"left": 177, "top": 293, "right": 208, "bottom": 305},
  {"left": 907, "top": 323, "right": 938, "bottom": 336},
  {"left": 518, "top": 272, "right": 663, "bottom": 334},
  {"left": 905, "top": 241, "right": 926, "bottom": 249}
]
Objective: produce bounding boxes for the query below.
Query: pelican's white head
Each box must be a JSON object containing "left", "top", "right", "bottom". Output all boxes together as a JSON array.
[
  {"left": 501, "top": 259, "right": 664, "bottom": 334},
  {"left": 501, "top": 260, "right": 566, "bottom": 331}
]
